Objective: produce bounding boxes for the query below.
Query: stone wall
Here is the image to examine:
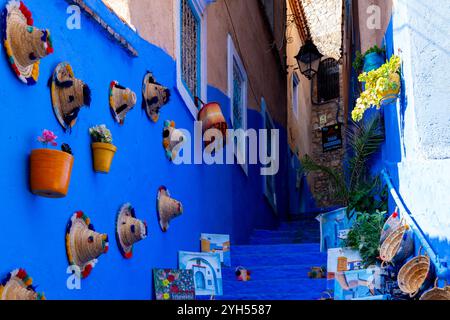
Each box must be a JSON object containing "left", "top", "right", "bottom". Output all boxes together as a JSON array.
[{"left": 309, "top": 64, "right": 346, "bottom": 207}]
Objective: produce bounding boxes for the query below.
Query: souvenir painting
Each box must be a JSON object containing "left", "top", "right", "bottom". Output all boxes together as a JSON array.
[
  {"left": 179, "top": 251, "right": 223, "bottom": 296},
  {"left": 316, "top": 207, "right": 355, "bottom": 252},
  {"left": 334, "top": 266, "right": 384, "bottom": 300},
  {"left": 153, "top": 269, "right": 195, "bottom": 300},
  {"left": 200, "top": 233, "right": 231, "bottom": 267},
  {"left": 51, "top": 62, "right": 91, "bottom": 131},
  {"left": 2, "top": 0, "right": 54, "bottom": 84},
  {"left": 142, "top": 72, "right": 170, "bottom": 122}
]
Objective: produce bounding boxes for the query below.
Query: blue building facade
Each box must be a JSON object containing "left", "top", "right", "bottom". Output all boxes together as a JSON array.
[
  {"left": 0, "top": 0, "right": 294, "bottom": 299},
  {"left": 352, "top": 0, "right": 450, "bottom": 280}
]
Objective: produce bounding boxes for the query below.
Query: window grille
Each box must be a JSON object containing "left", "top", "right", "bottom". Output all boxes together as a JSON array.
[
  {"left": 181, "top": 0, "right": 200, "bottom": 99},
  {"left": 232, "top": 61, "right": 244, "bottom": 130},
  {"left": 317, "top": 58, "right": 340, "bottom": 102}
]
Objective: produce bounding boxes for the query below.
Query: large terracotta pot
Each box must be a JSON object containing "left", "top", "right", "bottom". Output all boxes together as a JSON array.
[
  {"left": 197, "top": 101, "right": 228, "bottom": 148},
  {"left": 30, "top": 149, "right": 74, "bottom": 198},
  {"left": 91, "top": 142, "right": 117, "bottom": 173}
]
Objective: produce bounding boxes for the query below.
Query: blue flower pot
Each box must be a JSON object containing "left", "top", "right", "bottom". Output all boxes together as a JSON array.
[{"left": 363, "top": 52, "right": 385, "bottom": 72}]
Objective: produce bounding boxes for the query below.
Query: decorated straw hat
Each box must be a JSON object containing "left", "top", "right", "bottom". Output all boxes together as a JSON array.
[
  {"left": 51, "top": 62, "right": 91, "bottom": 131},
  {"left": 65, "top": 211, "right": 109, "bottom": 279},
  {"left": 163, "top": 120, "right": 185, "bottom": 161},
  {"left": 0, "top": 269, "right": 45, "bottom": 300},
  {"left": 116, "top": 203, "right": 148, "bottom": 259},
  {"left": 142, "top": 72, "right": 170, "bottom": 122},
  {"left": 109, "top": 81, "right": 137, "bottom": 125},
  {"left": 157, "top": 186, "right": 183, "bottom": 232},
  {"left": 2, "top": 0, "right": 54, "bottom": 85}
]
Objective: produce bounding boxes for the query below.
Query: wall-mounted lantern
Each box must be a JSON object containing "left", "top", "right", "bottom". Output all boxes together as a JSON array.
[{"left": 295, "top": 39, "right": 323, "bottom": 80}]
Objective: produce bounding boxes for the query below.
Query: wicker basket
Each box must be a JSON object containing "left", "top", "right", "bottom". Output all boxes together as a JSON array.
[
  {"left": 380, "top": 224, "right": 414, "bottom": 266},
  {"left": 398, "top": 247, "right": 435, "bottom": 298},
  {"left": 420, "top": 279, "right": 450, "bottom": 300}
]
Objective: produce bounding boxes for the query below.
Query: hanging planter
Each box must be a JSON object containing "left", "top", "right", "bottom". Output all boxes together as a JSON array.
[
  {"left": 30, "top": 130, "right": 74, "bottom": 198},
  {"left": 352, "top": 55, "right": 401, "bottom": 122},
  {"left": 363, "top": 52, "right": 385, "bottom": 72},
  {"left": 398, "top": 247, "right": 435, "bottom": 298},
  {"left": 353, "top": 45, "right": 386, "bottom": 73},
  {"left": 195, "top": 97, "right": 228, "bottom": 149},
  {"left": 89, "top": 125, "right": 117, "bottom": 173}
]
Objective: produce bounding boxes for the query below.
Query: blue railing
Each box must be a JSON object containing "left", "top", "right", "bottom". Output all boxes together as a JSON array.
[{"left": 381, "top": 169, "right": 449, "bottom": 277}]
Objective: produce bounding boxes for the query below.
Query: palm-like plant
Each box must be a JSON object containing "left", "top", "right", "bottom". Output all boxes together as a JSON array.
[{"left": 300, "top": 114, "right": 386, "bottom": 215}]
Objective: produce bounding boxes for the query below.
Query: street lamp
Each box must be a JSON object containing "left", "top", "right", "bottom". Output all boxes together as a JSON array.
[{"left": 295, "top": 39, "right": 323, "bottom": 80}]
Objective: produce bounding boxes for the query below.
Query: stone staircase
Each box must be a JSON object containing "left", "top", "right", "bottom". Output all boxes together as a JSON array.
[{"left": 219, "top": 217, "right": 327, "bottom": 300}]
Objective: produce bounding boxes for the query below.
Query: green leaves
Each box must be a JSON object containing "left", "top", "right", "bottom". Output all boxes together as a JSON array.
[{"left": 345, "top": 211, "right": 386, "bottom": 266}]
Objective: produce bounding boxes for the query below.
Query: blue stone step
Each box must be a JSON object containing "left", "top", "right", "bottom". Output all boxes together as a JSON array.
[
  {"left": 249, "top": 237, "right": 300, "bottom": 245},
  {"left": 222, "top": 264, "right": 324, "bottom": 281},
  {"left": 278, "top": 221, "right": 319, "bottom": 231},
  {"left": 232, "top": 243, "right": 321, "bottom": 255},
  {"left": 231, "top": 251, "right": 326, "bottom": 267},
  {"left": 222, "top": 278, "right": 327, "bottom": 295},
  {"left": 217, "top": 292, "right": 322, "bottom": 300},
  {"left": 251, "top": 229, "right": 299, "bottom": 238}
]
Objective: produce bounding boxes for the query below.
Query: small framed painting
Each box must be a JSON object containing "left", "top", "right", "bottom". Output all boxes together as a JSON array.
[
  {"left": 201, "top": 233, "right": 231, "bottom": 267},
  {"left": 153, "top": 269, "right": 195, "bottom": 300}
]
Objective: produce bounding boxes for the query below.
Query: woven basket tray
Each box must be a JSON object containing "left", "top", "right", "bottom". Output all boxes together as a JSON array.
[
  {"left": 380, "top": 224, "right": 414, "bottom": 265},
  {"left": 398, "top": 248, "right": 435, "bottom": 297},
  {"left": 420, "top": 279, "right": 450, "bottom": 300}
]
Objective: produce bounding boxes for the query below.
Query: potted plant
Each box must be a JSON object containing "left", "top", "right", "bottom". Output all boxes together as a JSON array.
[
  {"left": 353, "top": 45, "right": 386, "bottom": 72},
  {"left": 352, "top": 55, "right": 401, "bottom": 122},
  {"left": 89, "top": 125, "right": 117, "bottom": 173},
  {"left": 30, "top": 130, "right": 74, "bottom": 198}
]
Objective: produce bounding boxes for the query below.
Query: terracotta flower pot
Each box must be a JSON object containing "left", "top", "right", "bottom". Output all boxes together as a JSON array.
[
  {"left": 197, "top": 102, "right": 228, "bottom": 148},
  {"left": 30, "top": 149, "right": 74, "bottom": 198},
  {"left": 91, "top": 142, "right": 117, "bottom": 173}
]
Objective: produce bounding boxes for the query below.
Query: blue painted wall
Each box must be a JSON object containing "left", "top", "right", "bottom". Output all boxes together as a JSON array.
[{"left": 0, "top": 0, "right": 289, "bottom": 299}]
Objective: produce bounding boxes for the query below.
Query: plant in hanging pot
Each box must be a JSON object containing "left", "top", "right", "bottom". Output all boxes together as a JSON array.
[
  {"left": 89, "top": 125, "right": 117, "bottom": 173},
  {"left": 30, "top": 130, "right": 74, "bottom": 198},
  {"left": 352, "top": 55, "right": 401, "bottom": 122},
  {"left": 353, "top": 45, "right": 386, "bottom": 73}
]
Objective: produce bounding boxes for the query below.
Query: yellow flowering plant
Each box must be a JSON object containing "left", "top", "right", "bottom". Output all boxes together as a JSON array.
[{"left": 352, "top": 55, "right": 401, "bottom": 122}]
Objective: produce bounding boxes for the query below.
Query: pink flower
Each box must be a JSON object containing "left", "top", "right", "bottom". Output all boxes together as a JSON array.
[{"left": 38, "top": 129, "right": 57, "bottom": 147}]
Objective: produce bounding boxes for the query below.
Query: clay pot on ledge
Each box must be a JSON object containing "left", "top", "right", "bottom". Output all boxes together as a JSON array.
[
  {"left": 30, "top": 149, "right": 74, "bottom": 198},
  {"left": 91, "top": 142, "right": 117, "bottom": 173}
]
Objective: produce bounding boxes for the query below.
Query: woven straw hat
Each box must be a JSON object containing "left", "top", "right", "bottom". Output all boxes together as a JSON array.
[
  {"left": 142, "top": 72, "right": 170, "bottom": 122},
  {"left": 109, "top": 81, "right": 137, "bottom": 124},
  {"left": 51, "top": 62, "right": 91, "bottom": 131},
  {"left": 0, "top": 269, "right": 45, "bottom": 300},
  {"left": 163, "top": 120, "right": 185, "bottom": 161},
  {"left": 65, "top": 211, "right": 109, "bottom": 279},
  {"left": 157, "top": 186, "right": 183, "bottom": 232},
  {"left": 2, "top": 1, "right": 54, "bottom": 85},
  {"left": 116, "top": 203, "right": 148, "bottom": 259}
]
